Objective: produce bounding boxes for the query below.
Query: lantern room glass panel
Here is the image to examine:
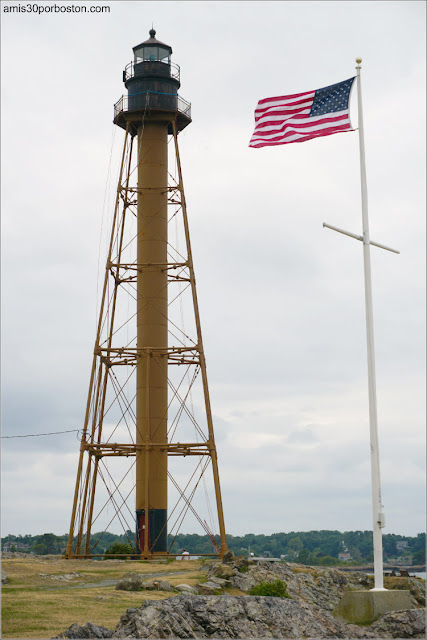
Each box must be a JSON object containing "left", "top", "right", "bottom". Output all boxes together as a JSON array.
[{"left": 134, "top": 45, "right": 171, "bottom": 64}]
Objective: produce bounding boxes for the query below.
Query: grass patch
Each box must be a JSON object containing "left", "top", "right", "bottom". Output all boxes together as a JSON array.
[
  {"left": 290, "top": 566, "right": 319, "bottom": 576},
  {"left": 167, "top": 572, "right": 202, "bottom": 588},
  {"left": 384, "top": 576, "right": 413, "bottom": 590},
  {"left": 1, "top": 557, "right": 205, "bottom": 639},
  {"left": 2, "top": 557, "right": 196, "bottom": 589},
  {"left": 1, "top": 586, "right": 172, "bottom": 638},
  {"left": 224, "top": 586, "right": 246, "bottom": 596}
]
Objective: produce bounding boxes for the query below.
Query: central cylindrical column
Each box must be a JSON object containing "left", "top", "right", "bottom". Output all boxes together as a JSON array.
[{"left": 136, "top": 121, "right": 168, "bottom": 553}]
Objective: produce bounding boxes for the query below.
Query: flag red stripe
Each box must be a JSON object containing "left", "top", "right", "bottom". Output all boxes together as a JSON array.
[
  {"left": 253, "top": 112, "right": 350, "bottom": 135},
  {"left": 250, "top": 132, "right": 352, "bottom": 148},
  {"left": 255, "top": 97, "right": 314, "bottom": 118},
  {"left": 251, "top": 123, "right": 353, "bottom": 144},
  {"left": 256, "top": 90, "right": 314, "bottom": 106},
  {"left": 251, "top": 121, "right": 352, "bottom": 143},
  {"left": 250, "top": 124, "right": 353, "bottom": 148},
  {"left": 255, "top": 100, "right": 313, "bottom": 122}
]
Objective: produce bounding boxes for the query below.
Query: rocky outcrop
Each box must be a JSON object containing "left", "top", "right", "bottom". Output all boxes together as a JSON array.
[
  {"left": 208, "top": 559, "right": 425, "bottom": 611},
  {"left": 58, "top": 561, "right": 425, "bottom": 639},
  {"left": 57, "top": 621, "right": 113, "bottom": 638},
  {"left": 113, "top": 594, "right": 357, "bottom": 638},
  {"left": 405, "top": 577, "right": 426, "bottom": 606},
  {"left": 56, "top": 594, "right": 426, "bottom": 638},
  {"left": 370, "top": 608, "right": 426, "bottom": 638}
]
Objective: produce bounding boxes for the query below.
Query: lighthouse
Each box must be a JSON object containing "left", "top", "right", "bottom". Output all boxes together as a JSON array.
[
  {"left": 114, "top": 29, "right": 191, "bottom": 553},
  {"left": 65, "top": 30, "right": 227, "bottom": 559}
]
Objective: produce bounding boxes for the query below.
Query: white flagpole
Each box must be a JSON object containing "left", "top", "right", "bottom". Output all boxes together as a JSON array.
[{"left": 355, "top": 58, "right": 386, "bottom": 591}]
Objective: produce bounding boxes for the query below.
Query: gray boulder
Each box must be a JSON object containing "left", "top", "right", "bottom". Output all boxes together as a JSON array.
[
  {"left": 207, "top": 561, "right": 235, "bottom": 580},
  {"left": 221, "top": 549, "right": 234, "bottom": 563},
  {"left": 139, "top": 579, "right": 156, "bottom": 590},
  {"left": 115, "top": 572, "right": 144, "bottom": 591},
  {"left": 141, "top": 579, "right": 174, "bottom": 591},
  {"left": 370, "top": 608, "right": 426, "bottom": 638},
  {"left": 207, "top": 575, "right": 230, "bottom": 588},
  {"left": 175, "top": 583, "right": 198, "bottom": 594},
  {"left": 196, "top": 581, "right": 221, "bottom": 595},
  {"left": 56, "top": 621, "right": 113, "bottom": 638}
]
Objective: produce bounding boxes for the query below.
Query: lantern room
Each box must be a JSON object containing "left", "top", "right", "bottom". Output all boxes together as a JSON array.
[
  {"left": 133, "top": 29, "right": 172, "bottom": 64},
  {"left": 113, "top": 28, "right": 191, "bottom": 135}
]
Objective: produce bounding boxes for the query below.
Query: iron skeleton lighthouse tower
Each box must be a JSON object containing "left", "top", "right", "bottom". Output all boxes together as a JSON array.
[{"left": 65, "top": 30, "right": 228, "bottom": 558}]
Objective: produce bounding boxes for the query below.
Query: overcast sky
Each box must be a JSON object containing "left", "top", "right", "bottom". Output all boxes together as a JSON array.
[{"left": 1, "top": 1, "right": 425, "bottom": 542}]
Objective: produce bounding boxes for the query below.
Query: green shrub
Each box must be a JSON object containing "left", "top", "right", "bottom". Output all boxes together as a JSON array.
[
  {"left": 103, "top": 542, "right": 135, "bottom": 559},
  {"left": 249, "top": 579, "right": 290, "bottom": 598}
]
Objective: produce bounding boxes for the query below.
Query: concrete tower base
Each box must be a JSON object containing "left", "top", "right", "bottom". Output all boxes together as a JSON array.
[{"left": 333, "top": 589, "right": 413, "bottom": 624}]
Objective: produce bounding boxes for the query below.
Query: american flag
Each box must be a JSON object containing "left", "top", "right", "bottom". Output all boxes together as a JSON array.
[{"left": 249, "top": 77, "right": 356, "bottom": 148}]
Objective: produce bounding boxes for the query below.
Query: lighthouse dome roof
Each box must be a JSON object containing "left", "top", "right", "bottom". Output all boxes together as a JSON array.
[{"left": 133, "top": 28, "right": 172, "bottom": 55}]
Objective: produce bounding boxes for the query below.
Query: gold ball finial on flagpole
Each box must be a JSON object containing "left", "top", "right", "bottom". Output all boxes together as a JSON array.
[{"left": 356, "top": 57, "right": 362, "bottom": 65}]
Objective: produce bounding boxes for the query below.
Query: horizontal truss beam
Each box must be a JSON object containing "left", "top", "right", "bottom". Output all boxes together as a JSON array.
[
  {"left": 119, "top": 185, "right": 180, "bottom": 194},
  {"left": 95, "top": 346, "right": 201, "bottom": 367},
  {"left": 108, "top": 262, "right": 188, "bottom": 271},
  {"left": 96, "top": 346, "right": 198, "bottom": 355},
  {"left": 98, "top": 358, "right": 200, "bottom": 366},
  {"left": 82, "top": 441, "right": 212, "bottom": 457}
]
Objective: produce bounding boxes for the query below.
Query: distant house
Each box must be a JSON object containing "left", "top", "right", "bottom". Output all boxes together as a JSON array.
[
  {"left": 396, "top": 541, "right": 408, "bottom": 551},
  {"left": 338, "top": 552, "right": 352, "bottom": 562},
  {"left": 2, "top": 541, "right": 30, "bottom": 552}
]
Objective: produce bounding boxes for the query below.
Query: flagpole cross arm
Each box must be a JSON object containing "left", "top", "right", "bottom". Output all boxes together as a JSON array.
[{"left": 323, "top": 222, "right": 400, "bottom": 254}]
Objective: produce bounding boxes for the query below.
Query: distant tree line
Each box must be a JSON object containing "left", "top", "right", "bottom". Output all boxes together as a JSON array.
[
  {"left": 170, "top": 530, "right": 425, "bottom": 565},
  {"left": 0, "top": 531, "right": 130, "bottom": 556},
  {"left": 2, "top": 530, "right": 424, "bottom": 565}
]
